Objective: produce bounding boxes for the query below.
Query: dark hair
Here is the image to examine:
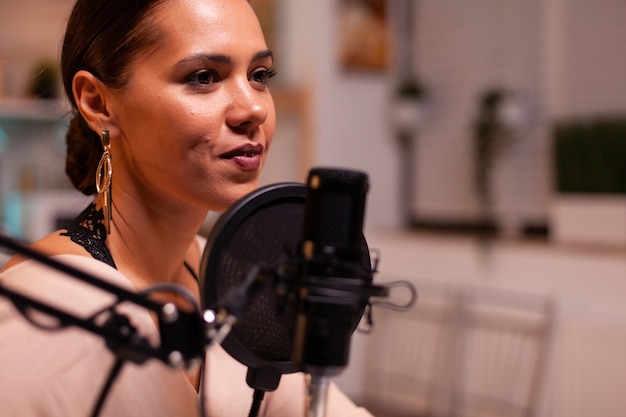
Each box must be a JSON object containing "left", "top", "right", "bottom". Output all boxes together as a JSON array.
[{"left": 61, "top": 0, "right": 164, "bottom": 194}]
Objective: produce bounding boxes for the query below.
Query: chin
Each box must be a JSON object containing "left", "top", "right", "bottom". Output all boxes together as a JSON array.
[
  {"left": 237, "top": 184, "right": 260, "bottom": 200},
  {"left": 216, "top": 182, "right": 260, "bottom": 212}
]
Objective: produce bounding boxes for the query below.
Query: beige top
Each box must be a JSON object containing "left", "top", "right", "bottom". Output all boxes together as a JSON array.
[{"left": 0, "top": 254, "right": 372, "bottom": 417}]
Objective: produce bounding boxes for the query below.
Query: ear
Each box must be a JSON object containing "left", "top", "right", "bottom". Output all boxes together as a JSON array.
[{"left": 72, "top": 70, "right": 118, "bottom": 135}]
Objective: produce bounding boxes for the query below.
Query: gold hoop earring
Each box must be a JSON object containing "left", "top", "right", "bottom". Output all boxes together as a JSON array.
[{"left": 96, "top": 130, "right": 112, "bottom": 234}]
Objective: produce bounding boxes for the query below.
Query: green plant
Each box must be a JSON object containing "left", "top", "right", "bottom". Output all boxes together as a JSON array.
[
  {"left": 394, "top": 77, "right": 427, "bottom": 99},
  {"left": 472, "top": 87, "right": 512, "bottom": 211},
  {"left": 30, "top": 60, "right": 59, "bottom": 99},
  {"left": 554, "top": 118, "right": 626, "bottom": 194}
]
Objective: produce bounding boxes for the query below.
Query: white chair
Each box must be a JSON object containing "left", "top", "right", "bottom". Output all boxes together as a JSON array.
[
  {"left": 446, "top": 286, "right": 555, "bottom": 417},
  {"left": 362, "top": 279, "right": 460, "bottom": 417}
]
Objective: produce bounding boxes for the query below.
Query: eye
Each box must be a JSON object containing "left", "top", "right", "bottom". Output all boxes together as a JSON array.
[
  {"left": 186, "top": 69, "right": 219, "bottom": 86},
  {"left": 250, "top": 67, "right": 277, "bottom": 86}
]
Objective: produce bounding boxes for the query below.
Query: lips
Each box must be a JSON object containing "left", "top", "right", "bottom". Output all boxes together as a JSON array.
[{"left": 220, "top": 143, "right": 264, "bottom": 171}]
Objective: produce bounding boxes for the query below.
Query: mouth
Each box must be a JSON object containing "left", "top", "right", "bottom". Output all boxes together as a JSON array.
[{"left": 220, "top": 143, "right": 264, "bottom": 171}]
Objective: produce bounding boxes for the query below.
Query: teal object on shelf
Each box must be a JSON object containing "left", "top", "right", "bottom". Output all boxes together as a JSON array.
[{"left": 3, "top": 191, "right": 23, "bottom": 238}]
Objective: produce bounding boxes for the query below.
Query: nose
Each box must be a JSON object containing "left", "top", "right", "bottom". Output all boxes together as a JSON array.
[{"left": 225, "top": 79, "right": 270, "bottom": 137}]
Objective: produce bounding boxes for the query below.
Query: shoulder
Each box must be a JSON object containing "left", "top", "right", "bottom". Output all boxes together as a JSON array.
[
  {"left": 188, "top": 234, "right": 208, "bottom": 265},
  {"left": 193, "top": 234, "right": 208, "bottom": 252},
  {"left": 1, "top": 230, "right": 91, "bottom": 272}
]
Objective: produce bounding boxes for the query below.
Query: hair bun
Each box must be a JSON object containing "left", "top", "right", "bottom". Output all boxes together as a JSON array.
[{"left": 65, "top": 115, "right": 101, "bottom": 195}]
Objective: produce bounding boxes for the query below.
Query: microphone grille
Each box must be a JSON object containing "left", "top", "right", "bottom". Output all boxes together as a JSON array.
[
  {"left": 216, "top": 201, "right": 301, "bottom": 361},
  {"left": 303, "top": 167, "right": 369, "bottom": 261}
]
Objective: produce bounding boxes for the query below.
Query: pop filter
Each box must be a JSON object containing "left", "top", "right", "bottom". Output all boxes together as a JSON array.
[{"left": 198, "top": 181, "right": 373, "bottom": 392}]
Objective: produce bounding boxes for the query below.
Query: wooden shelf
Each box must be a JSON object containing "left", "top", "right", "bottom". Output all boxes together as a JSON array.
[{"left": 0, "top": 98, "right": 70, "bottom": 123}]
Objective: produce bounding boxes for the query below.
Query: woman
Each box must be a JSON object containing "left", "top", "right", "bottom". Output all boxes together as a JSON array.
[{"left": 0, "top": 0, "right": 373, "bottom": 416}]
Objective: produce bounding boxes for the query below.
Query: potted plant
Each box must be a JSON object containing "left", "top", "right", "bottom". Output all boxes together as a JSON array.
[
  {"left": 550, "top": 117, "right": 626, "bottom": 246},
  {"left": 30, "top": 60, "right": 60, "bottom": 100},
  {"left": 389, "top": 77, "right": 428, "bottom": 227},
  {"left": 390, "top": 77, "right": 428, "bottom": 137}
]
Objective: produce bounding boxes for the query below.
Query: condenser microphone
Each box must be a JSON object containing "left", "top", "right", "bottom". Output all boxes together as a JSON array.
[
  {"left": 294, "top": 167, "right": 371, "bottom": 417},
  {"left": 199, "top": 169, "right": 403, "bottom": 417}
]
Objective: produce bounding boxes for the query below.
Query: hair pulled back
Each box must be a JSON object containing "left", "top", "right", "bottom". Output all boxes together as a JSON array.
[{"left": 61, "top": 0, "right": 164, "bottom": 194}]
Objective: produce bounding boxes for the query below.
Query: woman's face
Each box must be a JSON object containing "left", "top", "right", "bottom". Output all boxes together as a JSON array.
[{"left": 109, "top": 0, "right": 276, "bottom": 213}]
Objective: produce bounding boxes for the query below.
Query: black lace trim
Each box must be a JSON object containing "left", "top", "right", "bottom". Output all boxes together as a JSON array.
[{"left": 61, "top": 203, "right": 117, "bottom": 269}]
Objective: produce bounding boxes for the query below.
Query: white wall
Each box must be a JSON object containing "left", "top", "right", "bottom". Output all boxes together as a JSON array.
[
  {"left": 311, "top": 0, "right": 398, "bottom": 229},
  {"left": 280, "top": 0, "right": 626, "bottom": 233},
  {"left": 553, "top": 0, "right": 626, "bottom": 118},
  {"left": 280, "top": 0, "right": 401, "bottom": 231},
  {"left": 412, "top": 0, "right": 549, "bottom": 227},
  {"left": 415, "top": 0, "right": 626, "bottom": 228}
]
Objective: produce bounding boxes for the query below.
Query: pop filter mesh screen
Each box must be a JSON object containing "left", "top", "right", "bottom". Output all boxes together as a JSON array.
[{"left": 212, "top": 201, "right": 302, "bottom": 362}]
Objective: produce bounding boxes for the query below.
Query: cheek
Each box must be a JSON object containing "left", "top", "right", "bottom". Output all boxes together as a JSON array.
[
  {"left": 263, "top": 107, "right": 277, "bottom": 152},
  {"left": 127, "top": 99, "right": 216, "bottom": 156}
]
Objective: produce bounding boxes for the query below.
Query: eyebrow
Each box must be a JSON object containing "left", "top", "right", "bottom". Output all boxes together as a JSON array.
[{"left": 175, "top": 49, "right": 274, "bottom": 67}]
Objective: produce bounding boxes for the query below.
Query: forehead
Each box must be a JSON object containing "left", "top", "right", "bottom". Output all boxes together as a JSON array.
[{"left": 150, "top": 0, "right": 267, "bottom": 54}]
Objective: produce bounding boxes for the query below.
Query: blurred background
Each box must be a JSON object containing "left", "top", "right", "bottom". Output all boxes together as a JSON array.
[{"left": 1, "top": 0, "right": 626, "bottom": 416}]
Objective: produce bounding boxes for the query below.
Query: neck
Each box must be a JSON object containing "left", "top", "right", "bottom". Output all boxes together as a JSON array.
[{"left": 99, "top": 193, "right": 208, "bottom": 290}]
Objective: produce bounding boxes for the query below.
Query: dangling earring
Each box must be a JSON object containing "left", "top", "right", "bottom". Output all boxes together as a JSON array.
[{"left": 96, "top": 130, "right": 112, "bottom": 234}]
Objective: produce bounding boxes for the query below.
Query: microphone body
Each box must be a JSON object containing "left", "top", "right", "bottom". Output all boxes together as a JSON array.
[{"left": 293, "top": 168, "right": 370, "bottom": 416}]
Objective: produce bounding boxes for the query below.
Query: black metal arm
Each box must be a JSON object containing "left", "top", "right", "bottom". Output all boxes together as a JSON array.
[{"left": 0, "top": 233, "right": 209, "bottom": 367}]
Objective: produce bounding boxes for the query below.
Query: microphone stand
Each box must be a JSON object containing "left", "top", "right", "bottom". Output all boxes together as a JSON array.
[
  {"left": 0, "top": 233, "right": 213, "bottom": 368},
  {"left": 0, "top": 233, "right": 273, "bottom": 417},
  {"left": 295, "top": 267, "right": 392, "bottom": 417},
  {"left": 305, "top": 374, "right": 331, "bottom": 417}
]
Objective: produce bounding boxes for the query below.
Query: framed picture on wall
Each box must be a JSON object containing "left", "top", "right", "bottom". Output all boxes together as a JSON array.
[{"left": 338, "top": 0, "right": 389, "bottom": 72}]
